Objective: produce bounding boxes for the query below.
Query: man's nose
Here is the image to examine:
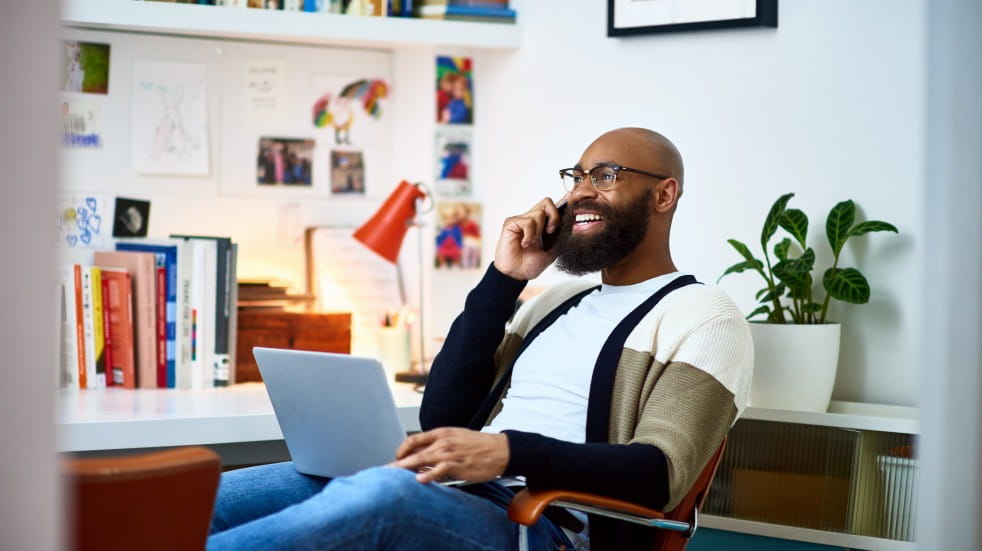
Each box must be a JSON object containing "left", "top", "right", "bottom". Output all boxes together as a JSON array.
[{"left": 568, "top": 177, "right": 599, "bottom": 202}]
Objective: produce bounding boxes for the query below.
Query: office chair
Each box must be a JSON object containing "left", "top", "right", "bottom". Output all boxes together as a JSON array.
[
  {"left": 64, "top": 446, "right": 221, "bottom": 551},
  {"left": 508, "top": 439, "right": 726, "bottom": 551}
]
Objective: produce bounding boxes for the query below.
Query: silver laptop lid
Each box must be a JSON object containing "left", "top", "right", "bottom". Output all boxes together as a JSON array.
[{"left": 254, "top": 347, "right": 407, "bottom": 478}]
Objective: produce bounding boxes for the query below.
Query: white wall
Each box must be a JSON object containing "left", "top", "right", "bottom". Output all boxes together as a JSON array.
[
  {"left": 475, "top": 0, "right": 926, "bottom": 406},
  {"left": 1, "top": 4, "right": 62, "bottom": 551}
]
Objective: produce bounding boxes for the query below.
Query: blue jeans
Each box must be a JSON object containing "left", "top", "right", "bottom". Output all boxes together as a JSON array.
[{"left": 208, "top": 463, "right": 574, "bottom": 551}]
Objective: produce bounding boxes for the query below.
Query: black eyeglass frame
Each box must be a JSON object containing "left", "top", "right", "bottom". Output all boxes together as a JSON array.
[{"left": 558, "top": 163, "right": 671, "bottom": 191}]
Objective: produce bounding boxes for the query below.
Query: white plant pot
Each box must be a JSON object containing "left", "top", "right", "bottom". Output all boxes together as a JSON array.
[{"left": 748, "top": 322, "right": 841, "bottom": 412}]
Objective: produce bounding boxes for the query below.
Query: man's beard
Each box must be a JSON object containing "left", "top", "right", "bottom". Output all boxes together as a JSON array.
[{"left": 552, "top": 189, "right": 653, "bottom": 276}]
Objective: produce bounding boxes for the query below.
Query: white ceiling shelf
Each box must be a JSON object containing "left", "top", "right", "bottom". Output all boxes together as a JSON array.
[{"left": 61, "top": 0, "right": 521, "bottom": 50}]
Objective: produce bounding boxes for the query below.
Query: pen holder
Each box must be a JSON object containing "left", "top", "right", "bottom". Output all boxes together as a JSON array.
[{"left": 377, "top": 326, "right": 411, "bottom": 381}]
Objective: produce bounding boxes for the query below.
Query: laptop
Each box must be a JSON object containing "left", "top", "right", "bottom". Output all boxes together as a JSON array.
[{"left": 254, "top": 347, "right": 407, "bottom": 478}]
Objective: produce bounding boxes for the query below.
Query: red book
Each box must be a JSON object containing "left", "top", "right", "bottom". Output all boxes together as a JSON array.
[
  {"left": 73, "top": 264, "right": 87, "bottom": 389},
  {"left": 94, "top": 251, "right": 158, "bottom": 388},
  {"left": 101, "top": 268, "right": 135, "bottom": 388},
  {"left": 100, "top": 274, "right": 114, "bottom": 387}
]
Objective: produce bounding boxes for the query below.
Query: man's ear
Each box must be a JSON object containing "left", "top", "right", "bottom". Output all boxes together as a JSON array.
[{"left": 653, "top": 178, "right": 681, "bottom": 214}]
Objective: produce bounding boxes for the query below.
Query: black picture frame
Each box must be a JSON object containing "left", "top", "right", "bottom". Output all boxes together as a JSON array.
[{"left": 608, "top": 0, "right": 778, "bottom": 37}]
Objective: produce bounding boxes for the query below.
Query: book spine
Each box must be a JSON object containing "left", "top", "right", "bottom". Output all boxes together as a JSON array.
[
  {"left": 213, "top": 241, "right": 232, "bottom": 386},
  {"left": 91, "top": 267, "right": 106, "bottom": 388},
  {"left": 80, "top": 267, "right": 97, "bottom": 389},
  {"left": 155, "top": 264, "right": 168, "bottom": 387},
  {"left": 217, "top": 243, "right": 238, "bottom": 386},
  {"left": 59, "top": 268, "right": 79, "bottom": 389},
  {"left": 73, "top": 265, "right": 87, "bottom": 389},
  {"left": 100, "top": 274, "right": 116, "bottom": 387}
]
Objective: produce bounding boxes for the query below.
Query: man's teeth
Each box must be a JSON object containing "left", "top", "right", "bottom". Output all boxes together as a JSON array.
[{"left": 575, "top": 213, "right": 602, "bottom": 223}]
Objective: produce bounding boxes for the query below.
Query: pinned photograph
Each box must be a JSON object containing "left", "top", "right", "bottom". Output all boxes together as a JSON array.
[
  {"left": 62, "top": 40, "right": 110, "bottom": 95},
  {"left": 257, "top": 137, "right": 314, "bottom": 186},
  {"left": 435, "top": 56, "right": 473, "bottom": 125},
  {"left": 330, "top": 150, "right": 366, "bottom": 194},
  {"left": 112, "top": 197, "right": 151, "bottom": 238},
  {"left": 434, "top": 201, "right": 482, "bottom": 270},
  {"left": 434, "top": 126, "right": 472, "bottom": 197}
]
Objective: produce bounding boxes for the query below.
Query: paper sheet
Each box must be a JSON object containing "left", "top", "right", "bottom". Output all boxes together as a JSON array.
[{"left": 131, "top": 60, "right": 210, "bottom": 175}]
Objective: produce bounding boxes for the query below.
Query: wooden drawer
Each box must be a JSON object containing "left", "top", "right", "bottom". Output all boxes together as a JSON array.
[{"left": 235, "top": 311, "right": 351, "bottom": 383}]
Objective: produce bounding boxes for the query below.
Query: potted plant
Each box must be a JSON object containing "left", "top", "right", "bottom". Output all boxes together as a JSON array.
[{"left": 719, "top": 192, "right": 898, "bottom": 412}]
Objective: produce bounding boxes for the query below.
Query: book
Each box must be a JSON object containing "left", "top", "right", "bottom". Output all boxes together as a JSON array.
[
  {"left": 95, "top": 251, "right": 158, "bottom": 388},
  {"left": 59, "top": 265, "right": 85, "bottom": 389},
  {"left": 222, "top": 243, "right": 239, "bottom": 386},
  {"left": 99, "top": 273, "right": 114, "bottom": 387},
  {"left": 170, "top": 235, "right": 235, "bottom": 388},
  {"left": 101, "top": 268, "right": 136, "bottom": 388},
  {"left": 418, "top": 3, "right": 514, "bottom": 20},
  {"left": 80, "top": 266, "right": 106, "bottom": 388},
  {"left": 116, "top": 239, "right": 191, "bottom": 388}
]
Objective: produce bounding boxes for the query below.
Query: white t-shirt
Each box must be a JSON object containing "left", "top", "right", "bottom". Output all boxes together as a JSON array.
[{"left": 482, "top": 272, "right": 683, "bottom": 443}]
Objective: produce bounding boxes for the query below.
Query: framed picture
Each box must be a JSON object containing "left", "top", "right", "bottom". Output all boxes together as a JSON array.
[{"left": 608, "top": 0, "right": 777, "bottom": 36}]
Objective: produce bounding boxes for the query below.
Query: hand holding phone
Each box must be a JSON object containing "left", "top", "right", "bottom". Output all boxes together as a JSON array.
[{"left": 540, "top": 197, "right": 567, "bottom": 251}]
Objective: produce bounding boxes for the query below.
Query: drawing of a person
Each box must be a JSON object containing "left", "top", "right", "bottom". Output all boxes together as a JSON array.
[{"left": 65, "top": 41, "right": 84, "bottom": 93}]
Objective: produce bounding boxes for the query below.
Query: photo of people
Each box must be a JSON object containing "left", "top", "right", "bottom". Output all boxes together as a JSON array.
[
  {"left": 434, "top": 201, "right": 481, "bottom": 270},
  {"left": 330, "top": 150, "right": 366, "bottom": 194},
  {"left": 256, "top": 137, "right": 313, "bottom": 186},
  {"left": 435, "top": 56, "right": 473, "bottom": 125},
  {"left": 62, "top": 40, "right": 111, "bottom": 94},
  {"left": 434, "top": 127, "right": 472, "bottom": 196}
]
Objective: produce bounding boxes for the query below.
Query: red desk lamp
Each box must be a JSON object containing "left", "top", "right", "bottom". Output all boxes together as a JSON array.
[{"left": 354, "top": 180, "right": 431, "bottom": 384}]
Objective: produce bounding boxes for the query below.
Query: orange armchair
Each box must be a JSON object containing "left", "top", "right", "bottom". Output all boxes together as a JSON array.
[
  {"left": 64, "top": 446, "right": 222, "bottom": 551},
  {"left": 508, "top": 439, "right": 726, "bottom": 551}
]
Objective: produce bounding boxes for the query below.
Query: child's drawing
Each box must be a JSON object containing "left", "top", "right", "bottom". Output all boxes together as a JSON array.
[
  {"left": 132, "top": 61, "right": 209, "bottom": 175},
  {"left": 312, "top": 77, "right": 388, "bottom": 146},
  {"left": 58, "top": 194, "right": 108, "bottom": 249}
]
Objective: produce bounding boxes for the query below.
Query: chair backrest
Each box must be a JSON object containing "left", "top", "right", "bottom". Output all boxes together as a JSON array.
[
  {"left": 64, "top": 446, "right": 221, "bottom": 551},
  {"left": 653, "top": 437, "right": 727, "bottom": 551}
]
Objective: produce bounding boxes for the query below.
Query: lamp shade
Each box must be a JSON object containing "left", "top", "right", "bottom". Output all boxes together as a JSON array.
[{"left": 354, "top": 180, "right": 426, "bottom": 264}]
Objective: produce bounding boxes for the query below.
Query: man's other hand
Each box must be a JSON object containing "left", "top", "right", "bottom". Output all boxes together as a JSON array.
[
  {"left": 392, "top": 428, "right": 509, "bottom": 484},
  {"left": 494, "top": 197, "right": 565, "bottom": 281}
]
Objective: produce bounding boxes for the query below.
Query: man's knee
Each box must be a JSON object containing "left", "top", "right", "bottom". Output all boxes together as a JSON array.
[{"left": 324, "top": 466, "right": 432, "bottom": 514}]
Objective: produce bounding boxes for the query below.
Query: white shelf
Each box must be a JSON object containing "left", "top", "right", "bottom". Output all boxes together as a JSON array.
[
  {"left": 56, "top": 381, "right": 422, "bottom": 452},
  {"left": 61, "top": 0, "right": 521, "bottom": 50},
  {"left": 701, "top": 515, "right": 916, "bottom": 551},
  {"left": 743, "top": 400, "right": 919, "bottom": 434}
]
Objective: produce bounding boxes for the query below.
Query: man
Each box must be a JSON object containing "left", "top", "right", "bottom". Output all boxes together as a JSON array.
[{"left": 208, "top": 128, "right": 752, "bottom": 551}]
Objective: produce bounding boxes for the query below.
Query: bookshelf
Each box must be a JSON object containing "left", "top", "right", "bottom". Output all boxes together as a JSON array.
[
  {"left": 61, "top": 0, "right": 522, "bottom": 50},
  {"left": 703, "top": 402, "right": 919, "bottom": 550}
]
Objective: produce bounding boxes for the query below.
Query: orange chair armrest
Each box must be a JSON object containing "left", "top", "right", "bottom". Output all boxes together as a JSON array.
[{"left": 508, "top": 488, "right": 666, "bottom": 526}]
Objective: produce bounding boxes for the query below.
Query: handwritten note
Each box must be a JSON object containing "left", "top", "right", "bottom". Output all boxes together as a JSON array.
[{"left": 244, "top": 60, "right": 286, "bottom": 123}]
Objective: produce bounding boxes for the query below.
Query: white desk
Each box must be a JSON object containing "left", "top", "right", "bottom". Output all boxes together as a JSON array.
[{"left": 56, "top": 382, "right": 423, "bottom": 465}]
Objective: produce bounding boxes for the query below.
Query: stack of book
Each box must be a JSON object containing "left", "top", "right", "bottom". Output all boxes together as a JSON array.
[
  {"left": 416, "top": 0, "right": 515, "bottom": 23},
  {"left": 237, "top": 279, "right": 315, "bottom": 311},
  {"left": 59, "top": 236, "right": 238, "bottom": 390}
]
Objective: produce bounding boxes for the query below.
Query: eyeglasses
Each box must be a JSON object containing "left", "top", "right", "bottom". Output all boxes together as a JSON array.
[{"left": 558, "top": 163, "right": 670, "bottom": 192}]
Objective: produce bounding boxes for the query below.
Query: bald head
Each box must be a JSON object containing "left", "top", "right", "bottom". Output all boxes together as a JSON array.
[{"left": 589, "top": 127, "right": 685, "bottom": 193}]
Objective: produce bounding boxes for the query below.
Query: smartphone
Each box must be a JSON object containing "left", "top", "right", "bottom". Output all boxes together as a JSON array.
[{"left": 539, "top": 197, "right": 568, "bottom": 251}]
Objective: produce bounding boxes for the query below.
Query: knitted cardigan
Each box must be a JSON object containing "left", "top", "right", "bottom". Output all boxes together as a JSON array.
[{"left": 420, "top": 264, "right": 753, "bottom": 550}]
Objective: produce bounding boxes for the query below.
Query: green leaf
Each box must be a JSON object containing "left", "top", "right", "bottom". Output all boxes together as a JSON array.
[
  {"left": 773, "top": 238, "right": 792, "bottom": 262},
  {"left": 823, "top": 267, "right": 870, "bottom": 304},
  {"left": 761, "top": 193, "right": 795, "bottom": 250},
  {"left": 747, "top": 305, "right": 771, "bottom": 320},
  {"left": 726, "top": 239, "right": 759, "bottom": 265},
  {"left": 773, "top": 248, "right": 815, "bottom": 297},
  {"left": 779, "top": 209, "right": 809, "bottom": 249},
  {"left": 849, "top": 220, "right": 899, "bottom": 237},
  {"left": 826, "top": 200, "right": 856, "bottom": 256},
  {"left": 758, "top": 283, "right": 787, "bottom": 303},
  {"left": 717, "top": 259, "right": 764, "bottom": 283},
  {"left": 755, "top": 286, "right": 770, "bottom": 300}
]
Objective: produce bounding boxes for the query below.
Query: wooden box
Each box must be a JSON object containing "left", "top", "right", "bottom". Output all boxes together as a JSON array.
[{"left": 235, "top": 311, "right": 351, "bottom": 383}]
